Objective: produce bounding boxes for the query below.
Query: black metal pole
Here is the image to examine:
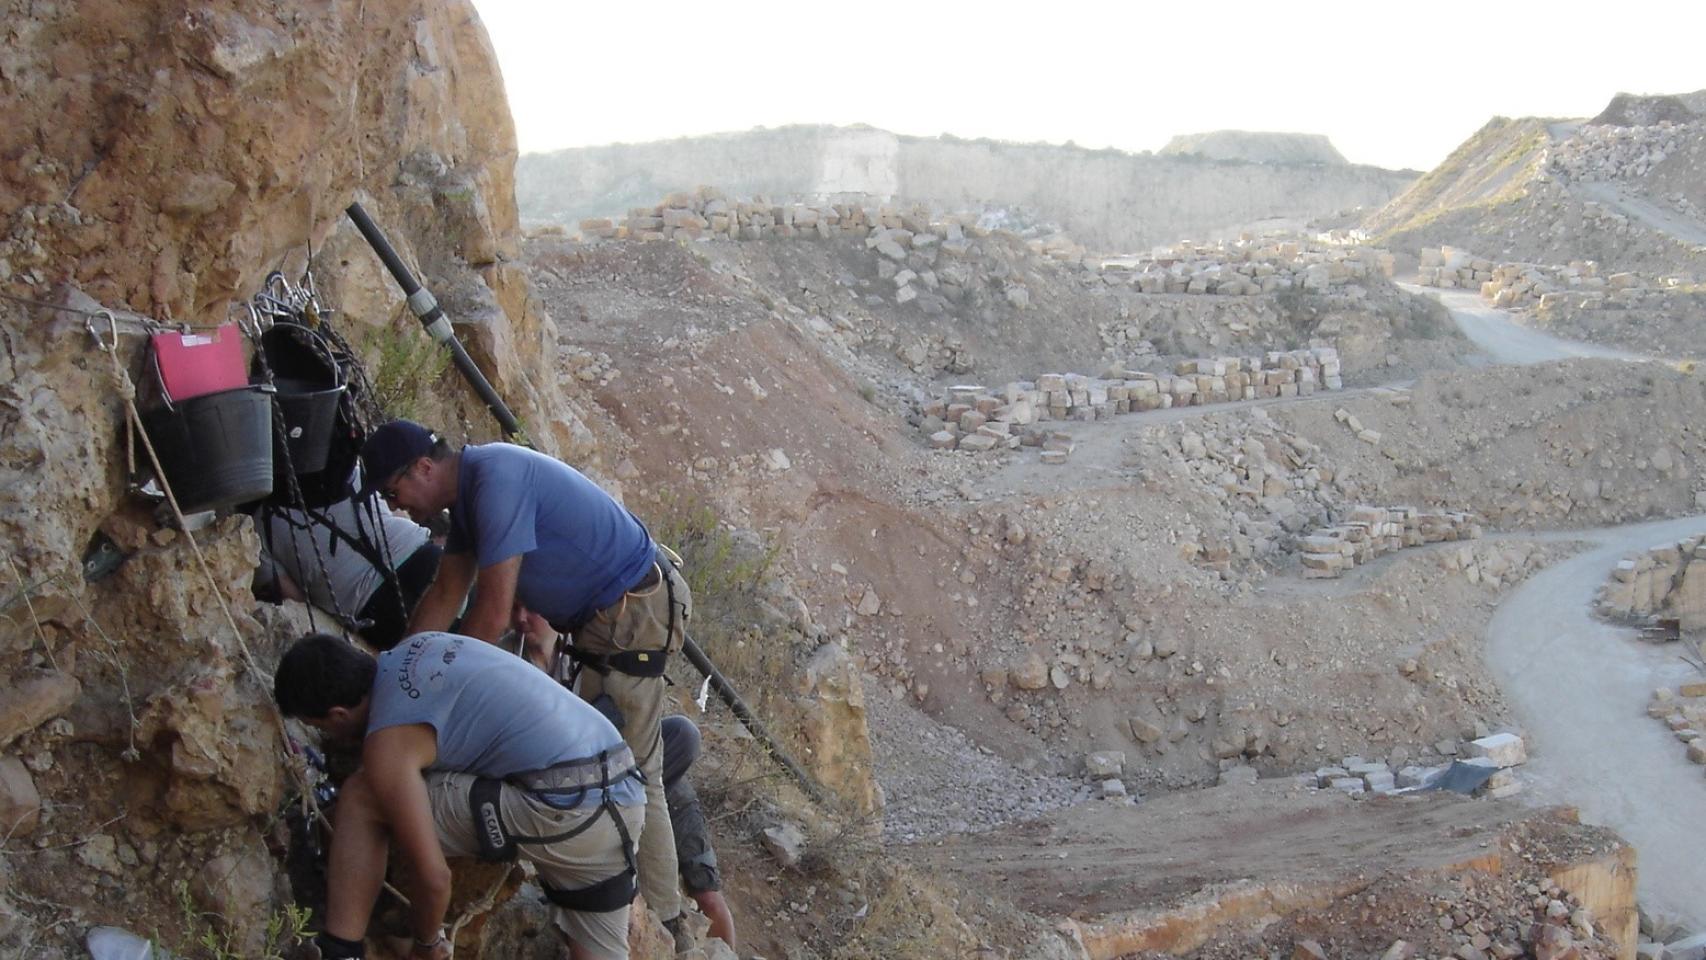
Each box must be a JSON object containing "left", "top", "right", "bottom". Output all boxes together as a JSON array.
[
  {"left": 344, "top": 202, "right": 525, "bottom": 440},
  {"left": 680, "top": 632, "right": 828, "bottom": 804}
]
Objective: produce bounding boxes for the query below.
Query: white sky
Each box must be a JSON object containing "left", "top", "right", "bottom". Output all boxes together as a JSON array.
[{"left": 473, "top": 0, "right": 1706, "bottom": 172}]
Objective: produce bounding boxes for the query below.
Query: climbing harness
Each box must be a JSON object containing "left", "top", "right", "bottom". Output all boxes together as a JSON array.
[
  {"left": 554, "top": 547, "right": 685, "bottom": 686},
  {"left": 468, "top": 747, "right": 645, "bottom": 912}
]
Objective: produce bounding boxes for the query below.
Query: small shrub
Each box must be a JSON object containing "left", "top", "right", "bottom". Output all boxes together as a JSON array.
[{"left": 353, "top": 325, "right": 452, "bottom": 422}]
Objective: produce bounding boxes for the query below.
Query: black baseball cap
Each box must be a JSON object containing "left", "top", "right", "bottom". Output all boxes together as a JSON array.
[{"left": 357, "top": 420, "right": 438, "bottom": 498}]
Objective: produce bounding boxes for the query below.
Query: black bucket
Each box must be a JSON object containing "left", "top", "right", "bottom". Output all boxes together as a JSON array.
[
  {"left": 272, "top": 377, "right": 346, "bottom": 475},
  {"left": 141, "top": 385, "right": 276, "bottom": 513},
  {"left": 258, "top": 324, "right": 346, "bottom": 478}
]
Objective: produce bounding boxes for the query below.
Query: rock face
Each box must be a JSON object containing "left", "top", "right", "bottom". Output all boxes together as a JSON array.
[
  {"left": 515, "top": 124, "right": 1415, "bottom": 251},
  {"left": 0, "top": 0, "right": 584, "bottom": 954}
]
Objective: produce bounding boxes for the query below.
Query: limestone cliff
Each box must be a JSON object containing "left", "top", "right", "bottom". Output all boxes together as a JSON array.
[
  {"left": 0, "top": 1, "right": 585, "bottom": 955},
  {"left": 514, "top": 124, "right": 1417, "bottom": 251}
]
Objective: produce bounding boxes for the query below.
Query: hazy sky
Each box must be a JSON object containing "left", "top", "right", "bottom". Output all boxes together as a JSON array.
[{"left": 473, "top": 0, "right": 1705, "bottom": 172}]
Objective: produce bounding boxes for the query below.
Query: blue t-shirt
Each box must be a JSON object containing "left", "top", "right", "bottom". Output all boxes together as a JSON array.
[
  {"left": 368, "top": 632, "right": 644, "bottom": 808},
  {"left": 446, "top": 444, "right": 655, "bottom": 627}
]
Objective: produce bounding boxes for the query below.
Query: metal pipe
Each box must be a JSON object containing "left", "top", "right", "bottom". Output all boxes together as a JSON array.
[
  {"left": 679, "top": 633, "right": 828, "bottom": 804},
  {"left": 344, "top": 202, "right": 525, "bottom": 440}
]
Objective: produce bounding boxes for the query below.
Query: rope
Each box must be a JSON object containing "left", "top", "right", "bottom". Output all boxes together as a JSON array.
[
  {"left": 84, "top": 311, "right": 414, "bottom": 911},
  {"left": 0, "top": 290, "right": 222, "bottom": 332}
]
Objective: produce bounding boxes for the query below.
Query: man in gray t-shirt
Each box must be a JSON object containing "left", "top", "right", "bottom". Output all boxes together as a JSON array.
[{"left": 275, "top": 633, "right": 645, "bottom": 960}]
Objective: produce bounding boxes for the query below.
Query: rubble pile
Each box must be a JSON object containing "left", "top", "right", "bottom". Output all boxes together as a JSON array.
[
  {"left": 1101, "top": 236, "right": 1396, "bottom": 296},
  {"left": 1549, "top": 121, "right": 1701, "bottom": 184},
  {"left": 1595, "top": 536, "right": 1706, "bottom": 629},
  {"left": 1297, "top": 505, "right": 1483, "bottom": 580},
  {"left": 920, "top": 348, "right": 1343, "bottom": 456},
  {"left": 1309, "top": 732, "right": 1525, "bottom": 798},
  {"left": 1646, "top": 681, "right": 1706, "bottom": 775}
]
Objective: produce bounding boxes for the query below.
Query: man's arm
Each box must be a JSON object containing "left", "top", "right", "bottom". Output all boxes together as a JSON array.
[
  {"left": 459, "top": 555, "right": 521, "bottom": 643},
  {"left": 407, "top": 551, "right": 476, "bottom": 635},
  {"left": 362, "top": 723, "right": 452, "bottom": 947}
]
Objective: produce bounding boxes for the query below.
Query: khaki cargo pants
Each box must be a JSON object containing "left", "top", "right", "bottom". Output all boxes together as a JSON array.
[
  {"left": 573, "top": 555, "right": 692, "bottom": 923},
  {"left": 426, "top": 771, "right": 645, "bottom": 960}
]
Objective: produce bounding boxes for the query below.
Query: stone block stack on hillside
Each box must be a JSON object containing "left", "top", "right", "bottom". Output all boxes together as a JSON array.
[
  {"left": 919, "top": 347, "right": 1343, "bottom": 454},
  {"left": 1596, "top": 536, "right": 1706, "bottom": 629},
  {"left": 580, "top": 187, "right": 978, "bottom": 246},
  {"left": 1104, "top": 237, "right": 1396, "bottom": 297},
  {"left": 1296, "top": 506, "right": 1482, "bottom": 579},
  {"left": 1646, "top": 682, "right": 1706, "bottom": 774}
]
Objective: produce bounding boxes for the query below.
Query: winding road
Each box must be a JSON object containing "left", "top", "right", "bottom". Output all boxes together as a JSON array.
[
  {"left": 1396, "top": 283, "right": 1648, "bottom": 365},
  {"left": 1486, "top": 516, "right": 1706, "bottom": 929}
]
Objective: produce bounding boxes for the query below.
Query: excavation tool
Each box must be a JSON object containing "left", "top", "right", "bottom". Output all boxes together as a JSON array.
[{"left": 344, "top": 204, "right": 827, "bottom": 804}]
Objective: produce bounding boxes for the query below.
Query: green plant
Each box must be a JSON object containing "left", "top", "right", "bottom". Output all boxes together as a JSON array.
[
  {"left": 640, "top": 490, "right": 790, "bottom": 726},
  {"left": 355, "top": 324, "right": 453, "bottom": 422},
  {"left": 163, "top": 879, "right": 312, "bottom": 960}
]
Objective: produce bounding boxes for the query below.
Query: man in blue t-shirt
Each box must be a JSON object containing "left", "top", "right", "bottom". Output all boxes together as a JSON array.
[
  {"left": 356, "top": 420, "right": 693, "bottom": 937},
  {"left": 274, "top": 632, "right": 646, "bottom": 960}
]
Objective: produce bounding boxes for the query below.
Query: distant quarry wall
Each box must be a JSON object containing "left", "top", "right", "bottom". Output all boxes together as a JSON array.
[{"left": 516, "top": 126, "right": 1417, "bottom": 252}]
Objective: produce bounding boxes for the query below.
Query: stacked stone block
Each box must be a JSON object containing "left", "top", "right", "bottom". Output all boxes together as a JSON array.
[
  {"left": 1104, "top": 237, "right": 1395, "bottom": 297},
  {"left": 1596, "top": 536, "right": 1706, "bottom": 630},
  {"left": 1297, "top": 506, "right": 1482, "bottom": 579},
  {"left": 919, "top": 348, "right": 1343, "bottom": 455},
  {"left": 1647, "top": 682, "right": 1706, "bottom": 776}
]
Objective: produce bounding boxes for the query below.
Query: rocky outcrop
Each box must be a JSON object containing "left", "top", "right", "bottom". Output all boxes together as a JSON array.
[
  {"left": 0, "top": 0, "right": 585, "bottom": 954},
  {"left": 516, "top": 124, "right": 1416, "bottom": 252}
]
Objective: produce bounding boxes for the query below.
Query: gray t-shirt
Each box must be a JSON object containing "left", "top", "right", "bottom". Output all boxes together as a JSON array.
[
  {"left": 368, "top": 632, "right": 643, "bottom": 808},
  {"left": 260, "top": 495, "right": 430, "bottom": 615}
]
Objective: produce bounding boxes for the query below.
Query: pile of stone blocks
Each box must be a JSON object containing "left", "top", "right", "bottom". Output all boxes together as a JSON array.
[
  {"left": 1418, "top": 246, "right": 1496, "bottom": 289},
  {"left": 1315, "top": 756, "right": 1400, "bottom": 796},
  {"left": 1462, "top": 733, "right": 1527, "bottom": 799},
  {"left": 1101, "top": 236, "right": 1395, "bottom": 296},
  {"left": 1298, "top": 505, "right": 1482, "bottom": 579},
  {"left": 1422, "top": 247, "right": 1656, "bottom": 311},
  {"left": 920, "top": 349, "right": 1343, "bottom": 455},
  {"left": 1597, "top": 536, "right": 1706, "bottom": 630},
  {"left": 1648, "top": 682, "right": 1706, "bottom": 773},
  {"left": 579, "top": 187, "right": 986, "bottom": 247}
]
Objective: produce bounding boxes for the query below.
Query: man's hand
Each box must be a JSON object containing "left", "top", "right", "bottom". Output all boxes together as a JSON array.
[{"left": 460, "top": 555, "right": 521, "bottom": 643}]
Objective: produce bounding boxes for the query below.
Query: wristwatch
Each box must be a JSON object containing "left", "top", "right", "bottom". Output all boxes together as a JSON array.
[{"left": 413, "top": 930, "right": 447, "bottom": 953}]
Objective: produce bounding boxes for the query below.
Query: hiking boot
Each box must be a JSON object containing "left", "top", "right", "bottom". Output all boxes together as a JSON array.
[{"left": 663, "top": 915, "right": 695, "bottom": 955}]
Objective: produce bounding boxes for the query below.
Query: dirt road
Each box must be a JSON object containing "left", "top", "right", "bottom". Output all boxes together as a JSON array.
[
  {"left": 1397, "top": 284, "right": 1647, "bottom": 365},
  {"left": 1485, "top": 515, "right": 1706, "bottom": 929},
  {"left": 1575, "top": 180, "right": 1706, "bottom": 249}
]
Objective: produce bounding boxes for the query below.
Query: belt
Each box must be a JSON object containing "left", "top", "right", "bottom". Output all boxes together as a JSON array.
[
  {"left": 552, "top": 552, "right": 665, "bottom": 634},
  {"left": 627, "top": 563, "right": 660, "bottom": 592}
]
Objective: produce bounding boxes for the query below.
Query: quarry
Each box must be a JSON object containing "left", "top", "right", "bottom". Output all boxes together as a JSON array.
[{"left": 2, "top": 4, "right": 1705, "bottom": 960}]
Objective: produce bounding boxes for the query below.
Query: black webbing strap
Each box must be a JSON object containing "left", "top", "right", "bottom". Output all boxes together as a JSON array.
[
  {"left": 536, "top": 752, "right": 641, "bottom": 914},
  {"left": 470, "top": 776, "right": 516, "bottom": 863}
]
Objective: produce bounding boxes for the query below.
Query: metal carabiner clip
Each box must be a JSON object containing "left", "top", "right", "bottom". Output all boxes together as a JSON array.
[{"left": 85, "top": 308, "right": 121, "bottom": 354}]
